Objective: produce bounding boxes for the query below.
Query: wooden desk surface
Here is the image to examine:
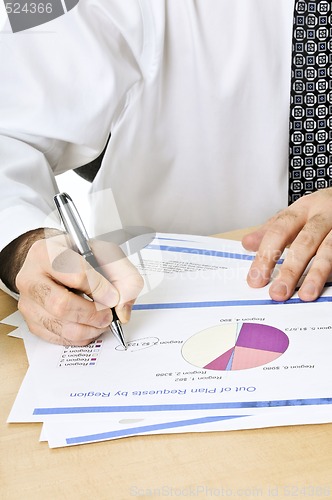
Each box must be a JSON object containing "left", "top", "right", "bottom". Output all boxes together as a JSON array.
[{"left": 1, "top": 230, "right": 331, "bottom": 500}]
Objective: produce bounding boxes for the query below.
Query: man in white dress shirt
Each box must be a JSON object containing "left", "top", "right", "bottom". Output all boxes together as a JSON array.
[{"left": 0, "top": 0, "right": 331, "bottom": 345}]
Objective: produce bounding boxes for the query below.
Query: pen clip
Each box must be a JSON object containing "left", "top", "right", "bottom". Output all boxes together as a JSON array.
[{"left": 54, "top": 192, "right": 92, "bottom": 256}]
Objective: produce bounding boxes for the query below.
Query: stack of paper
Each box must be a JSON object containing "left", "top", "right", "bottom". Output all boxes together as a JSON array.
[{"left": 3, "top": 233, "right": 332, "bottom": 448}]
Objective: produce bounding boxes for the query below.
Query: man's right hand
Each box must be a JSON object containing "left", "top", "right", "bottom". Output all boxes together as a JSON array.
[{"left": 15, "top": 232, "right": 144, "bottom": 346}]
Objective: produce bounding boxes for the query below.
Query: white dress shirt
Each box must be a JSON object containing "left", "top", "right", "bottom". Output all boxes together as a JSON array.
[{"left": 0, "top": 0, "right": 294, "bottom": 257}]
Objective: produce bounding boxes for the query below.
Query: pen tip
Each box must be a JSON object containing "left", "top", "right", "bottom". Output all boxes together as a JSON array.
[{"left": 110, "top": 320, "right": 127, "bottom": 350}]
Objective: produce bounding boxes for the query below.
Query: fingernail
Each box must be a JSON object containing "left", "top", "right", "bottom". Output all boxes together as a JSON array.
[
  {"left": 119, "top": 303, "right": 133, "bottom": 323},
  {"left": 270, "top": 281, "right": 289, "bottom": 299},
  {"left": 248, "top": 268, "right": 268, "bottom": 286},
  {"left": 248, "top": 268, "right": 261, "bottom": 282},
  {"left": 300, "top": 282, "right": 317, "bottom": 301}
]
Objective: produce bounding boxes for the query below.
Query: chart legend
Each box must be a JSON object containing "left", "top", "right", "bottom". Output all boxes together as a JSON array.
[{"left": 58, "top": 339, "right": 103, "bottom": 368}]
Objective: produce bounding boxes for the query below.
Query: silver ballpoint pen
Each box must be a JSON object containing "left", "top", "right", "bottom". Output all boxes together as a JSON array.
[{"left": 54, "top": 192, "right": 127, "bottom": 349}]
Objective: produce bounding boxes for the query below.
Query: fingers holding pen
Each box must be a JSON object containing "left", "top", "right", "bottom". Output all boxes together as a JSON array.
[
  {"left": 16, "top": 272, "right": 115, "bottom": 345},
  {"left": 17, "top": 274, "right": 114, "bottom": 328},
  {"left": 88, "top": 239, "right": 144, "bottom": 324},
  {"left": 103, "top": 260, "right": 144, "bottom": 324},
  {"left": 15, "top": 235, "right": 130, "bottom": 345},
  {"left": 18, "top": 297, "right": 110, "bottom": 346},
  {"left": 42, "top": 237, "right": 122, "bottom": 309}
]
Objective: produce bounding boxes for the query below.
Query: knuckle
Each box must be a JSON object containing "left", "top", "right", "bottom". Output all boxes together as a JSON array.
[
  {"left": 50, "top": 290, "right": 71, "bottom": 318},
  {"left": 265, "top": 224, "right": 287, "bottom": 239},
  {"left": 255, "top": 251, "right": 274, "bottom": 268},
  {"left": 29, "top": 282, "right": 52, "bottom": 307},
  {"left": 309, "top": 213, "right": 328, "bottom": 227},
  {"left": 306, "top": 266, "right": 327, "bottom": 283},
  {"left": 274, "top": 209, "right": 303, "bottom": 227},
  {"left": 295, "top": 228, "right": 316, "bottom": 249},
  {"left": 279, "top": 265, "right": 298, "bottom": 282},
  {"left": 312, "top": 255, "right": 332, "bottom": 274},
  {"left": 299, "top": 214, "right": 330, "bottom": 240},
  {"left": 28, "top": 238, "right": 45, "bottom": 257},
  {"left": 39, "top": 316, "right": 62, "bottom": 337},
  {"left": 91, "top": 277, "right": 117, "bottom": 302},
  {"left": 42, "top": 317, "right": 63, "bottom": 337},
  {"left": 89, "top": 277, "right": 105, "bottom": 296}
]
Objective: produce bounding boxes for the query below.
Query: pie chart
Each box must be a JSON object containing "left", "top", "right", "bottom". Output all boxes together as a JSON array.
[{"left": 182, "top": 322, "right": 289, "bottom": 371}]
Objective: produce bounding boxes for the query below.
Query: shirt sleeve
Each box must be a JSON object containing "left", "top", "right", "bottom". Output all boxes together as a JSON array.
[{"left": 0, "top": 0, "right": 144, "bottom": 252}]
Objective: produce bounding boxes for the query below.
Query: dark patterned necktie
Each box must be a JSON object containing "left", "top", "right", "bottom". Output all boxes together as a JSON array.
[{"left": 289, "top": 0, "right": 332, "bottom": 204}]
